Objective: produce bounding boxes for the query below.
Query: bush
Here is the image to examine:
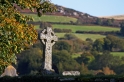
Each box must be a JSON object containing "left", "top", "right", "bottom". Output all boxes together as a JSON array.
[{"left": 54, "top": 28, "right": 72, "bottom": 33}]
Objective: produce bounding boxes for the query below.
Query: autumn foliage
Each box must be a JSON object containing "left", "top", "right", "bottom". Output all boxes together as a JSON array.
[{"left": 0, "top": 0, "right": 56, "bottom": 73}]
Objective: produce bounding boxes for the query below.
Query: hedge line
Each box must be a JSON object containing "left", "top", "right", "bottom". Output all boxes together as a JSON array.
[
  {"left": 76, "top": 30, "right": 120, "bottom": 35},
  {"left": 54, "top": 28, "right": 72, "bottom": 33},
  {"left": 1, "top": 75, "right": 124, "bottom": 82}
]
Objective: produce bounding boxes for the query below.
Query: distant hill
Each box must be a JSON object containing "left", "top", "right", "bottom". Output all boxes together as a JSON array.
[
  {"left": 14, "top": 4, "right": 123, "bottom": 27},
  {"left": 99, "top": 15, "right": 124, "bottom": 20}
]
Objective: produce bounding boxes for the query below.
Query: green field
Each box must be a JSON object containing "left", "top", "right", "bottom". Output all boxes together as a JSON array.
[
  {"left": 111, "top": 52, "right": 124, "bottom": 57},
  {"left": 53, "top": 24, "right": 120, "bottom": 32},
  {"left": 75, "top": 34, "right": 106, "bottom": 41},
  {"left": 35, "top": 25, "right": 120, "bottom": 33},
  {"left": 55, "top": 33, "right": 65, "bottom": 38},
  {"left": 56, "top": 33, "right": 106, "bottom": 41},
  {"left": 25, "top": 14, "right": 77, "bottom": 23},
  {"left": 34, "top": 25, "right": 40, "bottom": 29},
  {"left": 71, "top": 53, "right": 81, "bottom": 58},
  {"left": 71, "top": 52, "right": 124, "bottom": 59}
]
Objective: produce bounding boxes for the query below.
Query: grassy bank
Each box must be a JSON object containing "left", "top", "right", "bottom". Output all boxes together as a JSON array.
[
  {"left": 25, "top": 14, "right": 77, "bottom": 23},
  {"left": 56, "top": 33, "right": 106, "bottom": 41},
  {"left": 111, "top": 52, "right": 124, "bottom": 58},
  {"left": 53, "top": 24, "right": 120, "bottom": 32}
]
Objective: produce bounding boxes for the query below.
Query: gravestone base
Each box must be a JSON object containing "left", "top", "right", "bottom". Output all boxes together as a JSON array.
[
  {"left": 43, "top": 69, "right": 54, "bottom": 74},
  {"left": 39, "top": 63, "right": 56, "bottom": 75},
  {"left": 40, "top": 69, "right": 56, "bottom": 75}
]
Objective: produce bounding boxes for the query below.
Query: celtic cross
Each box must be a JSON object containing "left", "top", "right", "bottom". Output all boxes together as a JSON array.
[{"left": 40, "top": 27, "right": 58, "bottom": 72}]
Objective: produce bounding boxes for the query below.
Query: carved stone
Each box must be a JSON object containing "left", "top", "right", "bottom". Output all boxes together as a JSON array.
[
  {"left": 40, "top": 27, "right": 58, "bottom": 74},
  {"left": 62, "top": 71, "right": 80, "bottom": 76},
  {"left": 0, "top": 65, "right": 18, "bottom": 77}
]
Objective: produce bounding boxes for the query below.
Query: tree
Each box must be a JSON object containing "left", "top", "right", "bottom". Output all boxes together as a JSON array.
[
  {"left": 102, "top": 66, "right": 115, "bottom": 75},
  {"left": 0, "top": 0, "right": 56, "bottom": 74},
  {"left": 96, "top": 18, "right": 102, "bottom": 25},
  {"left": 89, "top": 51, "right": 116, "bottom": 70},
  {"left": 93, "top": 38, "right": 104, "bottom": 52},
  {"left": 120, "top": 22, "right": 124, "bottom": 36},
  {"left": 76, "top": 52, "right": 95, "bottom": 65},
  {"left": 54, "top": 41, "right": 71, "bottom": 52},
  {"left": 64, "top": 33, "right": 78, "bottom": 40},
  {"left": 105, "top": 35, "right": 124, "bottom": 51},
  {"left": 103, "top": 38, "right": 111, "bottom": 51},
  {"left": 17, "top": 48, "right": 43, "bottom": 75},
  {"left": 52, "top": 50, "right": 80, "bottom": 74},
  {"left": 106, "top": 19, "right": 112, "bottom": 26}
]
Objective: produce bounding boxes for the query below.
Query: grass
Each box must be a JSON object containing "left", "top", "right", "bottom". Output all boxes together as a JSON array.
[
  {"left": 111, "top": 52, "right": 124, "bottom": 57},
  {"left": 56, "top": 33, "right": 106, "bottom": 41},
  {"left": 75, "top": 34, "right": 106, "bottom": 41},
  {"left": 55, "top": 33, "right": 65, "bottom": 38},
  {"left": 53, "top": 24, "right": 120, "bottom": 32},
  {"left": 34, "top": 25, "right": 40, "bottom": 29},
  {"left": 99, "top": 14, "right": 124, "bottom": 20},
  {"left": 35, "top": 26, "right": 106, "bottom": 41},
  {"left": 25, "top": 14, "right": 77, "bottom": 23},
  {"left": 71, "top": 53, "right": 81, "bottom": 58},
  {"left": 71, "top": 52, "right": 124, "bottom": 59}
]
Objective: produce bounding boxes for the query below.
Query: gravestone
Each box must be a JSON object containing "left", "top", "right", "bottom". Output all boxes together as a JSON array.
[
  {"left": 62, "top": 71, "right": 80, "bottom": 76},
  {"left": 40, "top": 27, "right": 58, "bottom": 74},
  {"left": 0, "top": 65, "right": 18, "bottom": 77}
]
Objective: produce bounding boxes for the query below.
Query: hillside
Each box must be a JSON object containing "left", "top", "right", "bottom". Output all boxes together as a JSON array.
[
  {"left": 15, "top": 3, "right": 123, "bottom": 27},
  {"left": 19, "top": 4, "right": 121, "bottom": 41},
  {"left": 99, "top": 15, "right": 124, "bottom": 20}
]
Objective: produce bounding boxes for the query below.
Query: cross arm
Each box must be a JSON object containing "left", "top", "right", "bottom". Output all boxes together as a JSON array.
[{"left": 40, "top": 29, "right": 47, "bottom": 44}]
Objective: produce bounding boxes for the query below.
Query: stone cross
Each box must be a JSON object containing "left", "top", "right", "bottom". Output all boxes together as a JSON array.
[{"left": 40, "top": 27, "right": 58, "bottom": 73}]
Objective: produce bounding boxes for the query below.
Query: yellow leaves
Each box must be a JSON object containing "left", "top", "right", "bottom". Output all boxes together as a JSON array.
[
  {"left": 18, "top": 24, "right": 23, "bottom": 29},
  {"left": 20, "top": 32, "right": 24, "bottom": 38},
  {"left": 4, "top": 18, "right": 16, "bottom": 24},
  {"left": 0, "top": 9, "right": 2, "bottom": 13},
  {"left": 0, "top": 23, "right": 5, "bottom": 27},
  {"left": 11, "top": 19, "right": 16, "bottom": 22},
  {"left": 0, "top": 59, "right": 10, "bottom": 66},
  {"left": 19, "top": 0, "right": 23, "bottom": 4},
  {"left": 24, "top": 43, "right": 30, "bottom": 48},
  {"left": 0, "top": 0, "right": 55, "bottom": 73},
  {"left": 4, "top": 18, "right": 11, "bottom": 23}
]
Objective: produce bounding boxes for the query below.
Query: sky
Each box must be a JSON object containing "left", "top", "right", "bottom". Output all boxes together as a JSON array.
[{"left": 51, "top": 0, "right": 124, "bottom": 17}]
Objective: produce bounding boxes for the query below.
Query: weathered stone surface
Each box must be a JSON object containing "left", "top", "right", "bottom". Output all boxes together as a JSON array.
[
  {"left": 62, "top": 71, "right": 80, "bottom": 76},
  {"left": 40, "top": 27, "right": 58, "bottom": 73},
  {"left": 0, "top": 65, "right": 18, "bottom": 77}
]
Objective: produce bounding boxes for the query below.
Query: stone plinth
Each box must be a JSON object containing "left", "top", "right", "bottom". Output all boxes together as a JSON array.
[{"left": 40, "top": 27, "right": 58, "bottom": 74}]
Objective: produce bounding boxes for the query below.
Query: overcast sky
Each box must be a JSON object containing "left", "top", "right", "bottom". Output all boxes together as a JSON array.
[{"left": 51, "top": 0, "right": 124, "bottom": 17}]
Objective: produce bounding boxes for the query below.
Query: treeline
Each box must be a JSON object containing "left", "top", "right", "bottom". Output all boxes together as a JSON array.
[
  {"left": 16, "top": 33, "right": 124, "bottom": 76},
  {"left": 76, "top": 17, "right": 122, "bottom": 27},
  {"left": 30, "top": 21, "right": 122, "bottom": 36},
  {"left": 28, "top": 19, "right": 122, "bottom": 27},
  {"left": 54, "top": 28, "right": 72, "bottom": 33},
  {"left": 76, "top": 30, "right": 120, "bottom": 35},
  {"left": 93, "top": 35, "right": 124, "bottom": 52},
  {"left": 27, "top": 21, "right": 75, "bottom": 25}
]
